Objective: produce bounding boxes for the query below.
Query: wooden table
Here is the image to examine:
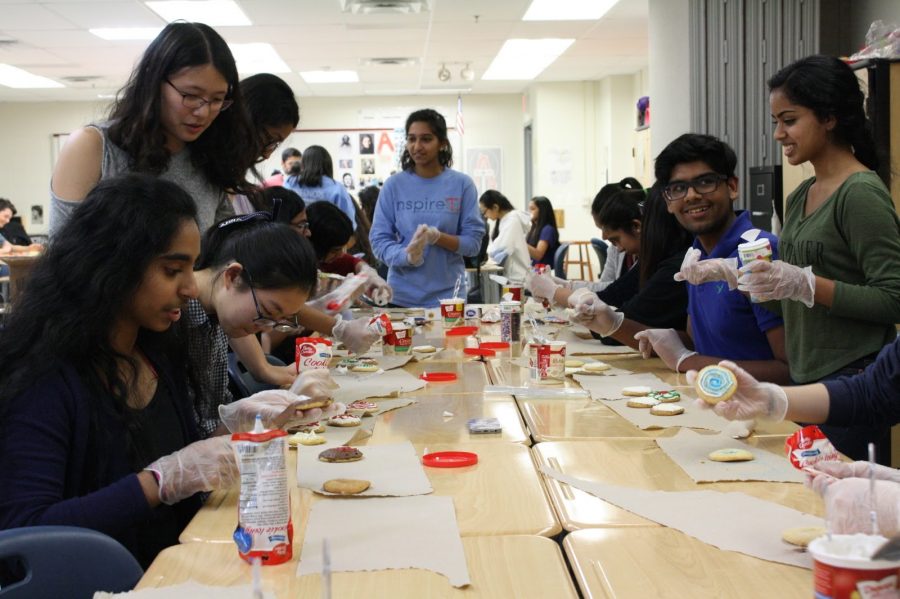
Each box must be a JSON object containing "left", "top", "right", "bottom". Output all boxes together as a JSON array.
[
  {"left": 143, "top": 536, "right": 579, "bottom": 598},
  {"left": 532, "top": 439, "right": 822, "bottom": 530},
  {"left": 563, "top": 528, "right": 811, "bottom": 598},
  {"left": 181, "top": 441, "right": 557, "bottom": 544}
]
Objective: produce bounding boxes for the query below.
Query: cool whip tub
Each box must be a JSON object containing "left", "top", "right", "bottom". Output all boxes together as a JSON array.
[
  {"left": 737, "top": 237, "right": 773, "bottom": 303},
  {"left": 528, "top": 340, "right": 566, "bottom": 383},
  {"left": 440, "top": 298, "right": 465, "bottom": 328},
  {"left": 383, "top": 323, "right": 412, "bottom": 354},
  {"left": 808, "top": 534, "right": 900, "bottom": 599}
]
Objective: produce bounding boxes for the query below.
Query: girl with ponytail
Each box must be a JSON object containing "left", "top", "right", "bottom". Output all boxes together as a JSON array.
[{"left": 742, "top": 55, "right": 900, "bottom": 460}]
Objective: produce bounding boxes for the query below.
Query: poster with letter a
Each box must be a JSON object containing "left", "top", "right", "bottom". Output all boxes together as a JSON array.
[{"left": 466, "top": 147, "right": 502, "bottom": 192}]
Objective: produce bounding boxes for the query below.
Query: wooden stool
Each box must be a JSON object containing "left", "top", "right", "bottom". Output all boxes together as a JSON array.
[{"left": 563, "top": 241, "right": 594, "bottom": 281}]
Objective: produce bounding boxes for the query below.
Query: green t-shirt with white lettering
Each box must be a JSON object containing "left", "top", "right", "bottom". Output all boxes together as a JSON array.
[{"left": 780, "top": 171, "right": 900, "bottom": 383}]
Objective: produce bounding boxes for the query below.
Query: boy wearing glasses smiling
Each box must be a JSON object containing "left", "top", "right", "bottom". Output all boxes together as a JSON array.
[{"left": 634, "top": 133, "right": 790, "bottom": 384}]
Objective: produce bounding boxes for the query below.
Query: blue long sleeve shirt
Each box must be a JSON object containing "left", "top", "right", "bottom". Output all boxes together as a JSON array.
[
  {"left": 283, "top": 175, "right": 357, "bottom": 229},
  {"left": 369, "top": 168, "right": 483, "bottom": 307},
  {"left": 823, "top": 337, "right": 900, "bottom": 428}
]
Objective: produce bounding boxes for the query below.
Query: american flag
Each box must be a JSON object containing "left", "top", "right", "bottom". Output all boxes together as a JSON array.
[{"left": 456, "top": 94, "right": 465, "bottom": 136}]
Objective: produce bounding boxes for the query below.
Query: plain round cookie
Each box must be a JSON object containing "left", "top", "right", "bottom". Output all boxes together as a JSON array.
[
  {"left": 323, "top": 478, "right": 371, "bottom": 495},
  {"left": 708, "top": 448, "right": 755, "bottom": 462},
  {"left": 583, "top": 362, "right": 611, "bottom": 373},
  {"left": 622, "top": 385, "right": 653, "bottom": 396},
  {"left": 695, "top": 365, "right": 738, "bottom": 404},
  {"left": 782, "top": 526, "right": 826, "bottom": 547},
  {"left": 650, "top": 403, "right": 684, "bottom": 416},
  {"left": 565, "top": 359, "right": 585, "bottom": 368},
  {"left": 626, "top": 396, "right": 659, "bottom": 408},
  {"left": 412, "top": 345, "right": 437, "bottom": 353}
]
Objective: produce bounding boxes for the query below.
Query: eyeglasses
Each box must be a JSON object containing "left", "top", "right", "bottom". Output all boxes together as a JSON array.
[
  {"left": 165, "top": 79, "right": 233, "bottom": 113},
  {"left": 663, "top": 174, "right": 728, "bottom": 202},
  {"left": 261, "top": 136, "right": 282, "bottom": 155},
  {"left": 244, "top": 268, "right": 301, "bottom": 333},
  {"left": 291, "top": 221, "right": 310, "bottom": 233}
]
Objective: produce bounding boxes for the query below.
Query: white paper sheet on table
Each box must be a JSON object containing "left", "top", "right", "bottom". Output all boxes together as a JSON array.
[
  {"left": 94, "top": 583, "right": 274, "bottom": 599},
  {"left": 540, "top": 465, "right": 821, "bottom": 569},
  {"left": 655, "top": 429, "right": 806, "bottom": 484},
  {"left": 297, "top": 496, "right": 470, "bottom": 587},
  {"left": 334, "top": 369, "right": 426, "bottom": 403},
  {"left": 554, "top": 327, "right": 640, "bottom": 355},
  {"left": 297, "top": 441, "right": 433, "bottom": 497}
]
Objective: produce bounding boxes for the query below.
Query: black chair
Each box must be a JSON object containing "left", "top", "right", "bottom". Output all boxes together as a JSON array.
[
  {"left": 0, "top": 526, "right": 142, "bottom": 598},
  {"left": 553, "top": 242, "right": 570, "bottom": 279},
  {"left": 227, "top": 352, "right": 288, "bottom": 399},
  {"left": 590, "top": 238, "right": 608, "bottom": 279}
]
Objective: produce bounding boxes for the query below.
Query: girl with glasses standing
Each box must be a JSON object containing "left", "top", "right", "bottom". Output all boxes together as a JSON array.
[
  {"left": 737, "top": 55, "right": 900, "bottom": 461},
  {"left": 50, "top": 22, "right": 256, "bottom": 236}
]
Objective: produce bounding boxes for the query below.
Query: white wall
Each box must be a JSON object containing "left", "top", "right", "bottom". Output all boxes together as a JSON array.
[{"left": 648, "top": 0, "right": 691, "bottom": 158}]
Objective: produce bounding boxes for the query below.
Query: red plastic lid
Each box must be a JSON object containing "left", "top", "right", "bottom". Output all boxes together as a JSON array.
[
  {"left": 463, "top": 347, "right": 495, "bottom": 357},
  {"left": 419, "top": 371, "right": 458, "bottom": 382},
  {"left": 422, "top": 451, "right": 478, "bottom": 468},
  {"left": 446, "top": 326, "right": 479, "bottom": 336},
  {"left": 479, "top": 342, "right": 510, "bottom": 351}
]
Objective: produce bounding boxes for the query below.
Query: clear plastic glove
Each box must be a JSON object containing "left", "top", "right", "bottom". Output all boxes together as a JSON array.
[
  {"left": 145, "top": 436, "right": 238, "bottom": 505},
  {"left": 810, "top": 476, "right": 900, "bottom": 536},
  {"left": 406, "top": 224, "right": 428, "bottom": 267},
  {"left": 526, "top": 272, "right": 560, "bottom": 303},
  {"left": 811, "top": 461, "right": 900, "bottom": 484},
  {"left": 358, "top": 264, "right": 392, "bottom": 306},
  {"left": 673, "top": 248, "right": 739, "bottom": 290},
  {"left": 567, "top": 288, "right": 624, "bottom": 337},
  {"left": 421, "top": 225, "right": 441, "bottom": 244},
  {"left": 687, "top": 360, "right": 789, "bottom": 421},
  {"left": 738, "top": 260, "right": 815, "bottom": 308},
  {"left": 332, "top": 314, "right": 380, "bottom": 355},
  {"left": 307, "top": 275, "right": 368, "bottom": 315},
  {"left": 633, "top": 328, "right": 697, "bottom": 372},
  {"left": 218, "top": 387, "right": 335, "bottom": 433},
  {"left": 490, "top": 248, "right": 509, "bottom": 264}
]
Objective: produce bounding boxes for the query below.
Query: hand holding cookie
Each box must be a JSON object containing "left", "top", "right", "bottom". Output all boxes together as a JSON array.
[
  {"left": 218, "top": 388, "right": 337, "bottom": 433},
  {"left": 687, "top": 360, "right": 788, "bottom": 422}
]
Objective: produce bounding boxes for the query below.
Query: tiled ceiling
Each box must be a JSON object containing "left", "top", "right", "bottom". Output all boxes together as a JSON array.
[{"left": 0, "top": 0, "right": 649, "bottom": 101}]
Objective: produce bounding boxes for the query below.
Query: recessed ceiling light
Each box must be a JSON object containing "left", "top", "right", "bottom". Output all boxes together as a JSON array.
[
  {"left": 0, "top": 64, "right": 64, "bottom": 89},
  {"left": 89, "top": 27, "right": 162, "bottom": 40},
  {"left": 523, "top": 0, "right": 619, "bottom": 21},
  {"left": 229, "top": 43, "right": 290, "bottom": 74},
  {"left": 300, "top": 70, "right": 359, "bottom": 83},
  {"left": 145, "top": 0, "right": 251, "bottom": 26},
  {"left": 482, "top": 39, "right": 574, "bottom": 80}
]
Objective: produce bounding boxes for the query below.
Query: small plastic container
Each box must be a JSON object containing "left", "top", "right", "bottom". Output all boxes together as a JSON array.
[
  {"left": 446, "top": 325, "right": 479, "bottom": 336},
  {"left": 479, "top": 342, "right": 510, "bottom": 351},
  {"left": 422, "top": 451, "right": 478, "bottom": 468},
  {"left": 440, "top": 298, "right": 466, "bottom": 328},
  {"left": 419, "top": 371, "right": 458, "bottom": 382},
  {"left": 463, "top": 347, "right": 495, "bottom": 358},
  {"left": 808, "top": 534, "right": 900, "bottom": 598}
]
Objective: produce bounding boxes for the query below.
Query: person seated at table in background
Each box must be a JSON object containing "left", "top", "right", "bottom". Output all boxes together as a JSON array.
[
  {"left": 283, "top": 145, "right": 357, "bottom": 227},
  {"left": 525, "top": 196, "right": 560, "bottom": 268},
  {"left": 529, "top": 184, "right": 691, "bottom": 347},
  {"left": 0, "top": 175, "right": 332, "bottom": 567},
  {"left": 0, "top": 198, "right": 43, "bottom": 251},
  {"left": 369, "top": 108, "right": 484, "bottom": 307},
  {"left": 264, "top": 147, "right": 301, "bottom": 188},
  {"left": 634, "top": 133, "right": 790, "bottom": 384},
  {"left": 479, "top": 190, "right": 531, "bottom": 283},
  {"left": 687, "top": 336, "right": 900, "bottom": 533}
]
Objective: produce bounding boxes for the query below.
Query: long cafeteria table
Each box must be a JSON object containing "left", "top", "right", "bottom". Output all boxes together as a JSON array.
[{"left": 140, "top": 313, "right": 819, "bottom": 598}]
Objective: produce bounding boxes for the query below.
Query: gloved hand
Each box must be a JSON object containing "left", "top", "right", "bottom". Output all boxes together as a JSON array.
[
  {"left": 421, "top": 225, "right": 441, "bottom": 244},
  {"left": 332, "top": 314, "right": 380, "bottom": 355},
  {"left": 145, "top": 436, "right": 238, "bottom": 505},
  {"left": 673, "top": 248, "right": 739, "bottom": 290},
  {"left": 406, "top": 224, "right": 428, "bottom": 267},
  {"left": 287, "top": 368, "right": 339, "bottom": 402},
  {"left": 687, "top": 360, "right": 789, "bottom": 421},
  {"left": 738, "top": 260, "right": 815, "bottom": 308},
  {"left": 810, "top": 461, "right": 900, "bottom": 484},
  {"left": 526, "top": 272, "right": 560, "bottom": 304},
  {"left": 307, "top": 275, "right": 368, "bottom": 315},
  {"left": 490, "top": 248, "right": 509, "bottom": 264},
  {"left": 568, "top": 288, "right": 624, "bottom": 337},
  {"left": 218, "top": 387, "right": 336, "bottom": 433},
  {"left": 634, "top": 328, "right": 697, "bottom": 372},
  {"left": 809, "top": 476, "right": 900, "bottom": 536},
  {"left": 359, "top": 264, "right": 393, "bottom": 306}
]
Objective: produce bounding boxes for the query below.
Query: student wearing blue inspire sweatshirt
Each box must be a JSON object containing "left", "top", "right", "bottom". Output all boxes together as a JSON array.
[
  {"left": 283, "top": 145, "right": 357, "bottom": 228},
  {"left": 369, "top": 108, "right": 484, "bottom": 307}
]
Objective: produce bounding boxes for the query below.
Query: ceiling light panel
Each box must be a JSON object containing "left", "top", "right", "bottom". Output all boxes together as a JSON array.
[
  {"left": 0, "top": 64, "right": 64, "bottom": 89},
  {"left": 523, "top": 0, "right": 620, "bottom": 21},
  {"left": 300, "top": 70, "right": 359, "bottom": 83},
  {"left": 90, "top": 28, "right": 163, "bottom": 41},
  {"left": 229, "top": 43, "right": 290, "bottom": 74},
  {"left": 482, "top": 38, "right": 574, "bottom": 80},
  {"left": 145, "top": 0, "right": 252, "bottom": 26}
]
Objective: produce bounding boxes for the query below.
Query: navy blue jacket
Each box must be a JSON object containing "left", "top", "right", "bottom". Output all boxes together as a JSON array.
[{"left": 823, "top": 337, "right": 900, "bottom": 427}]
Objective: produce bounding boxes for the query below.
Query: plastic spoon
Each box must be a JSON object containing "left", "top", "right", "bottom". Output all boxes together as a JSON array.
[
  {"left": 322, "top": 538, "right": 331, "bottom": 599},
  {"left": 869, "top": 442, "right": 879, "bottom": 535}
]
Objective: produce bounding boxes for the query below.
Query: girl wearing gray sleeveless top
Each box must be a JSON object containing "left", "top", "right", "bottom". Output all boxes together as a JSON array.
[{"left": 49, "top": 22, "right": 256, "bottom": 237}]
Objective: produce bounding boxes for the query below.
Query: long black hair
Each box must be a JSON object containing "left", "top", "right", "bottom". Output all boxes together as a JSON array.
[
  {"left": 767, "top": 54, "right": 878, "bottom": 170},
  {"left": 0, "top": 174, "right": 197, "bottom": 414},
  {"left": 591, "top": 177, "right": 644, "bottom": 216},
  {"left": 240, "top": 73, "right": 299, "bottom": 174},
  {"left": 638, "top": 183, "right": 692, "bottom": 286},
  {"left": 292, "top": 145, "right": 335, "bottom": 187},
  {"left": 479, "top": 189, "right": 514, "bottom": 241},
  {"left": 596, "top": 189, "right": 645, "bottom": 236},
  {"left": 107, "top": 22, "right": 255, "bottom": 194},
  {"left": 527, "top": 196, "right": 558, "bottom": 246},
  {"left": 196, "top": 216, "right": 318, "bottom": 296},
  {"left": 245, "top": 185, "right": 306, "bottom": 220},
  {"left": 306, "top": 201, "right": 355, "bottom": 261},
  {"left": 400, "top": 108, "right": 453, "bottom": 171}
]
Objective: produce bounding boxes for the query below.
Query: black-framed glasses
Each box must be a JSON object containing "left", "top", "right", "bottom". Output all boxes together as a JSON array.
[
  {"left": 663, "top": 173, "right": 729, "bottom": 202},
  {"left": 261, "top": 136, "right": 282, "bottom": 155},
  {"left": 244, "top": 268, "right": 301, "bottom": 333},
  {"left": 165, "top": 79, "right": 233, "bottom": 113}
]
